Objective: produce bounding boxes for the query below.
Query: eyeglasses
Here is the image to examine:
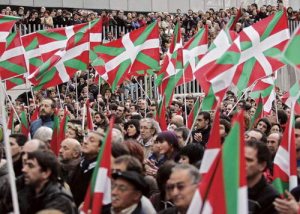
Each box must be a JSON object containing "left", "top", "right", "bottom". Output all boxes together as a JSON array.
[{"left": 166, "top": 182, "right": 196, "bottom": 192}]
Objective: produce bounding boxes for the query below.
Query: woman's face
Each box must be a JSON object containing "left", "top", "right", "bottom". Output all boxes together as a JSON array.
[
  {"left": 127, "top": 124, "right": 137, "bottom": 136},
  {"left": 158, "top": 140, "right": 172, "bottom": 155},
  {"left": 65, "top": 128, "right": 77, "bottom": 139},
  {"left": 271, "top": 125, "right": 280, "bottom": 133}
]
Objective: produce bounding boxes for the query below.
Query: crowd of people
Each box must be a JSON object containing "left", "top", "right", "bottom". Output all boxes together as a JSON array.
[{"left": 0, "top": 2, "right": 300, "bottom": 214}]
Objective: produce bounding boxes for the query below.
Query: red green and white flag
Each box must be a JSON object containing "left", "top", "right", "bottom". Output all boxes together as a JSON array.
[
  {"left": 281, "top": 80, "right": 300, "bottom": 115},
  {"left": 7, "top": 106, "right": 14, "bottom": 131},
  {"left": 273, "top": 113, "right": 298, "bottom": 195},
  {"left": 58, "top": 107, "right": 70, "bottom": 143},
  {"left": 19, "top": 107, "right": 29, "bottom": 137},
  {"left": 5, "top": 74, "right": 26, "bottom": 90},
  {"left": 21, "top": 32, "right": 43, "bottom": 74},
  {"left": 0, "top": 15, "right": 20, "bottom": 57},
  {"left": 30, "top": 105, "right": 40, "bottom": 121},
  {"left": 187, "top": 97, "right": 201, "bottom": 129},
  {"left": 86, "top": 99, "right": 94, "bottom": 131},
  {"left": 232, "top": 10, "right": 290, "bottom": 92},
  {"left": 249, "top": 75, "right": 276, "bottom": 114},
  {"left": 0, "top": 31, "right": 27, "bottom": 80},
  {"left": 249, "top": 94, "right": 264, "bottom": 129},
  {"left": 281, "top": 24, "right": 300, "bottom": 70},
  {"left": 89, "top": 18, "right": 103, "bottom": 62},
  {"left": 199, "top": 107, "right": 221, "bottom": 176},
  {"left": 92, "top": 21, "right": 160, "bottom": 91},
  {"left": 188, "top": 111, "right": 248, "bottom": 214},
  {"left": 50, "top": 108, "right": 60, "bottom": 156},
  {"left": 81, "top": 118, "right": 114, "bottom": 214},
  {"left": 156, "top": 98, "right": 168, "bottom": 131},
  {"left": 28, "top": 31, "right": 90, "bottom": 90},
  {"left": 36, "top": 22, "right": 89, "bottom": 62}
]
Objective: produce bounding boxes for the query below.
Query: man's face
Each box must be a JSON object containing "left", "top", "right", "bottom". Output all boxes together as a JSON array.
[
  {"left": 94, "top": 114, "right": 102, "bottom": 123},
  {"left": 59, "top": 140, "right": 79, "bottom": 161},
  {"left": 245, "top": 147, "right": 265, "bottom": 181},
  {"left": 139, "top": 100, "right": 147, "bottom": 110},
  {"left": 186, "top": 99, "right": 194, "bottom": 109},
  {"left": 175, "top": 130, "right": 185, "bottom": 148},
  {"left": 166, "top": 169, "right": 197, "bottom": 210},
  {"left": 81, "top": 132, "right": 101, "bottom": 157},
  {"left": 195, "top": 115, "right": 208, "bottom": 130},
  {"left": 140, "top": 121, "right": 154, "bottom": 140},
  {"left": 111, "top": 178, "right": 141, "bottom": 213},
  {"left": 10, "top": 137, "right": 21, "bottom": 159},
  {"left": 245, "top": 130, "right": 263, "bottom": 142},
  {"left": 39, "top": 99, "right": 54, "bottom": 117},
  {"left": 116, "top": 106, "right": 125, "bottom": 118},
  {"left": 267, "top": 133, "right": 280, "bottom": 157},
  {"left": 22, "top": 158, "right": 47, "bottom": 187}
]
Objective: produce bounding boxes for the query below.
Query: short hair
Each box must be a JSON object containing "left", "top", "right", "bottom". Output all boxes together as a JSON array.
[
  {"left": 171, "top": 164, "right": 200, "bottom": 184},
  {"left": 199, "top": 111, "right": 211, "bottom": 123},
  {"left": 256, "top": 117, "right": 272, "bottom": 134},
  {"left": 113, "top": 155, "right": 143, "bottom": 174},
  {"left": 27, "top": 150, "right": 59, "bottom": 182},
  {"left": 42, "top": 98, "right": 56, "bottom": 109},
  {"left": 246, "top": 139, "right": 271, "bottom": 166},
  {"left": 112, "top": 141, "right": 130, "bottom": 158},
  {"left": 33, "top": 126, "right": 53, "bottom": 143},
  {"left": 174, "top": 127, "right": 190, "bottom": 141},
  {"left": 9, "top": 133, "right": 27, "bottom": 147},
  {"left": 140, "top": 118, "right": 161, "bottom": 135},
  {"left": 179, "top": 143, "right": 204, "bottom": 165}
]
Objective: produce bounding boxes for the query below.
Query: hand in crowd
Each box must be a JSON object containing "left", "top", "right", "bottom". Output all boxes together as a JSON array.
[{"left": 274, "top": 191, "right": 300, "bottom": 214}]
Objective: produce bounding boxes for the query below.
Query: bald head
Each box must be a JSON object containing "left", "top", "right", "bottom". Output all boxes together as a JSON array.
[
  {"left": 170, "top": 115, "right": 184, "bottom": 128},
  {"left": 59, "top": 138, "right": 81, "bottom": 161},
  {"left": 22, "top": 139, "right": 48, "bottom": 164}
]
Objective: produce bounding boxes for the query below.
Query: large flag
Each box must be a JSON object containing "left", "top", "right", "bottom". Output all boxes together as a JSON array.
[
  {"left": 89, "top": 18, "right": 103, "bottom": 62},
  {"left": 92, "top": 21, "right": 160, "bottom": 91},
  {"left": 232, "top": 10, "right": 290, "bottom": 92},
  {"left": 28, "top": 31, "right": 90, "bottom": 90},
  {"left": 199, "top": 107, "right": 221, "bottom": 176},
  {"left": 249, "top": 75, "right": 276, "bottom": 114},
  {"left": 81, "top": 118, "right": 114, "bottom": 214},
  {"left": 273, "top": 113, "right": 298, "bottom": 195},
  {"left": 281, "top": 24, "right": 300, "bottom": 70},
  {"left": 5, "top": 74, "right": 26, "bottom": 90},
  {"left": 188, "top": 111, "right": 248, "bottom": 213},
  {"left": 0, "top": 15, "right": 20, "bottom": 57},
  {"left": 0, "top": 31, "right": 27, "bottom": 80}
]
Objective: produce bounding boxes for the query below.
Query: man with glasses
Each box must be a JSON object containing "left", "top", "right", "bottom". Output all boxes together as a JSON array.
[{"left": 161, "top": 164, "right": 199, "bottom": 214}]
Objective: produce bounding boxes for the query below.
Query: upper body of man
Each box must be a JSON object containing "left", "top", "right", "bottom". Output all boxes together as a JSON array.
[
  {"left": 266, "top": 132, "right": 281, "bottom": 160},
  {"left": 246, "top": 140, "right": 279, "bottom": 214},
  {"left": 58, "top": 138, "right": 81, "bottom": 183},
  {"left": 30, "top": 98, "right": 55, "bottom": 137},
  {"left": 9, "top": 133, "right": 27, "bottom": 177},
  {"left": 191, "top": 111, "right": 211, "bottom": 146},
  {"left": 159, "top": 164, "right": 200, "bottom": 214},
  {"left": 20, "top": 150, "right": 77, "bottom": 214}
]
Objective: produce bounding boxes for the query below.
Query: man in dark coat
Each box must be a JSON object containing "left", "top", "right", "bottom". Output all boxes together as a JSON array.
[{"left": 191, "top": 111, "right": 211, "bottom": 146}]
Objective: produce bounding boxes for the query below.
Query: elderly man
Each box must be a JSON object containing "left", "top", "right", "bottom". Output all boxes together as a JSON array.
[
  {"left": 59, "top": 138, "right": 81, "bottom": 182},
  {"left": 69, "top": 130, "right": 104, "bottom": 206},
  {"left": 266, "top": 132, "right": 281, "bottom": 160},
  {"left": 160, "top": 164, "right": 200, "bottom": 214}
]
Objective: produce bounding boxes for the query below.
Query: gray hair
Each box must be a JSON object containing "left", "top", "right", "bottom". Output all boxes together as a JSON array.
[
  {"left": 33, "top": 126, "right": 53, "bottom": 142},
  {"left": 140, "top": 118, "right": 161, "bottom": 135},
  {"left": 172, "top": 164, "right": 200, "bottom": 184}
]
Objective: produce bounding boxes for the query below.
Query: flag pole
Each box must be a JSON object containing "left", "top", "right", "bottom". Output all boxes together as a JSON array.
[
  {"left": 75, "top": 75, "right": 79, "bottom": 119},
  {"left": 184, "top": 100, "right": 203, "bottom": 146},
  {"left": 133, "top": 77, "right": 153, "bottom": 113},
  {"left": 0, "top": 78, "right": 20, "bottom": 214}
]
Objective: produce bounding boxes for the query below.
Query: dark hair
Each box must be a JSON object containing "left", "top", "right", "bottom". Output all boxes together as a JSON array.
[
  {"left": 174, "top": 127, "right": 190, "bottom": 141},
  {"left": 27, "top": 150, "right": 59, "bottom": 182},
  {"left": 156, "top": 161, "right": 176, "bottom": 199},
  {"left": 124, "top": 119, "right": 140, "bottom": 140},
  {"left": 114, "top": 155, "right": 143, "bottom": 174},
  {"left": 255, "top": 117, "right": 271, "bottom": 135},
  {"left": 112, "top": 142, "right": 130, "bottom": 158},
  {"left": 277, "top": 110, "right": 288, "bottom": 126},
  {"left": 156, "top": 131, "right": 180, "bottom": 152},
  {"left": 199, "top": 111, "right": 211, "bottom": 124},
  {"left": 295, "top": 120, "right": 300, "bottom": 129},
  {"left": 179, "top": 143, "right": 204, "bottom": 165},
  {"left": 9, "top": 133, "right": 27, "bottom": 147},
  {"left": 220, "top": 119, "right": 231, "bottom": 134},
  {"left": 246, "top": 139, "right": 271, "bottom": 168}
]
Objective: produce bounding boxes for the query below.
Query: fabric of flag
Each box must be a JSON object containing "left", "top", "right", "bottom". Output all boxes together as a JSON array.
[
  {"left": 187, "top": 97, "right": 201, "bottom": 129},
  {"left": 232, "top": 10, "right": 290, "bottom": 92},
  {"left": 58, "top": 108, "right": 70, "bottom": 143},
  {"left": 5, "top": 74, "right": 26, "bottom": 90},
  {"left": 226, "top": 7, "right": 242, "bottom": 32},
  {"left": 0, "top": 15, "right": 20, "bottom": 57},
  {"left": 188, "top": 111, "right": 248, "bottom": 214},
  {"left": 81, "top": 118, "right": 114, "bottom": 214},
  {"left": 199, "top": 107, "right": 221, "bottom": 176},
  {"left": 156, "top": 22, "right": 183, "bottom": 98},
  {"left": 195, "top": 35, "right": 241, "bottom": 104},
  {"left": 7, "top": 106, "right": 14, "bottom": 130},
  {"left": 273, "top": 114, "right": 298, "bottom": 195},
  {"left": 20, "top": 107, "right": 29, "bottom": 137},
  {"left": 89, "top": 18, "right": 103, "bottom": 62},
  {"left": 21, "top": 32, "right": 43, "bottom": 74},
  {"left": 0, "top": 31, "right": 27, "bottom": 80},
  {"left": 156, "top": 98, "right": 168, "bottom": 131},
  {"left": 281, "top": 24, "right": 300, "bottom": 70},
  {"left": 36, "top": 22, "right": 89, "bottom": 62},
  {"left": 28, "top": 31, "right": 90, "bottom": 90},
  {"left": 86, "top": 99, "right": 94, "bottom": 130},
  {"left": 249, "top": 76, "right": 276, "bottom": 114},
  {"left": 92, "top": 21, "right": 160, "bottom": 91},
  {"left": 249, "top": 95, "right": 264, "bottom": 129},
  {"left": 50, "top": 109, "right": 60, "bottom": 156},
  {"left": 30, "top": 105, "right": 40, "bottom": 121},
  {"left": 281, "top": 80, "right": 300, "bottom": 115}
]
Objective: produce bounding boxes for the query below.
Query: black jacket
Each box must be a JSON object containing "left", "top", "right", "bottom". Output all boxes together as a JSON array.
[
  {"left": 191, "top": 125, "right": 211, "bottom": 147},
  {"left": 248, "top": 176, "right": 279, "bottom": 214}
]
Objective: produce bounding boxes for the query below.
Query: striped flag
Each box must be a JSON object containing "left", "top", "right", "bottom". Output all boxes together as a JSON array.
[
  {"left": 273, "top": 113, "right": 298, "bottom": 195},
  {"left": 81, "top": 118, "right": 114, "bottom": 214}
]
